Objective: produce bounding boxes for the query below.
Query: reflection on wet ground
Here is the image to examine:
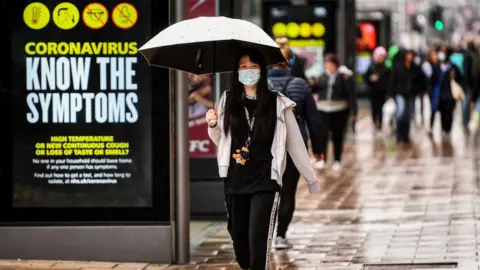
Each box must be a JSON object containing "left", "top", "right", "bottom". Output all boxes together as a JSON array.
[{"left": 169, "top": 110, "right": 480, "bottom": 270}]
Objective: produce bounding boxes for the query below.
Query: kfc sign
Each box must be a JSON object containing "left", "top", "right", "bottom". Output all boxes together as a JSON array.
[
  {"left": 190, "top": 140, "right": 211, "bottom": 153},
  {"left": 188, "top": 119, "right": 216, "bottom": 158}
]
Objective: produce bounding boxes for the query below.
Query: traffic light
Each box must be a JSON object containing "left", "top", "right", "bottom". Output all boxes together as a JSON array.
[
  {"left": 434, "top": 20, "right": 444, "bottom": 31},
  {"left": 410, "top": 14, "right": 424, "bottom": 33},
  {"left": 429, "top": 5, "right": 444, "bottom": 31}
]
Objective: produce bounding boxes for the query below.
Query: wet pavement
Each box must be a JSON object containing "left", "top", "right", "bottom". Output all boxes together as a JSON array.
[
  {"left": 167, "top": 106, "right": 480, "bottom": 270},
  {"left": 1, "top": 104, "right": 479, "bottom": 270}
]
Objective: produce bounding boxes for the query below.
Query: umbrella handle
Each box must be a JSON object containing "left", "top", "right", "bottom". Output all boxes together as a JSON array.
[{"left": 195, "top": 47, "right": 205, "bottom": 73}]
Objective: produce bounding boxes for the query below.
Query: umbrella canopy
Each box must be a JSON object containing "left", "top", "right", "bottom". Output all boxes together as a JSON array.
[{"left": 139, "top": 16, "right": 286, "bottom": 75}]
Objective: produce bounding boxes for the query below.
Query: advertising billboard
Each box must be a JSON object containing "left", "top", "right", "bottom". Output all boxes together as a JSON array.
[
  {"left": 0, "top": 0, "right": 170, "bottom": 222},
  {"left": 264, "top": 3, "right": 336, "bottom": 80},
  {"left": 355, "top": 21, "right": 380, "bottom": 86}
]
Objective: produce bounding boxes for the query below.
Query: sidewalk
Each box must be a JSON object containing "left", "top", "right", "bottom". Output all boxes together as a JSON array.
[
  {"left": 167, "top": 110, "right": 480, "bottom": 269},
  {"left": 2, "top": 107, "right": 480, "bottom": 269},
  {"left": 0, "top": 222, "right": 222, "bottom": 270}
]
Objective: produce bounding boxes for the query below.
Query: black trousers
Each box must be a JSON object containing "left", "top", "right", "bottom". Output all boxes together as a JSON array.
[
  {"left": 225, "top": 191, "right": 280, "bottom": 270},
  {"left": 430, "top": 100, "right": 456, "bottom": 133},
  {"left": 276, "top": 154, "right": 300, "bottom": 238},
  {"left": 369, "top": 94, "right": 385, "bottom": 130},
  {"left": 318, "top": 109, "right": 349, "bottom": 162}
]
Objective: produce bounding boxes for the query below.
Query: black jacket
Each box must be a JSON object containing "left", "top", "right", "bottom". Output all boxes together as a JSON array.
[
  {"left": 462, "top": 45, "right": 477, "bottom": 90},
  {"left": 313, "top": 72, "right": 357, "bottom": 116},
  {"left": 388, "top": 62, "right": 426, "bottom": 98},
  {"left": 364, "top": 63, "right": 390, "bottom": 96},
  {"left": 427, "top": 62, "right": 441, "bottom": 88},
  {"left": 430, "top": 62, "right": 464, "bottom": 101},
  {"left": 268, "top": 69, "right": 321, "bottom": 155}
]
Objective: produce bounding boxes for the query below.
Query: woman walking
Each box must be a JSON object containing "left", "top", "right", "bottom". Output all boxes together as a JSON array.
[
  {"left": 421, "top": 48, "right": 440, "bottom": 134},
  {"left": 364, "top": 46, "right": 389, "bottom": 132},
  {"left": 429, "top": 46, "right": 463, "bottom": 137},
  {"left": 312, "top": 54, "right": 357, "bottom": 172},
  {"left": 205, "top": 48, "right": 321, "bottom": 270}
]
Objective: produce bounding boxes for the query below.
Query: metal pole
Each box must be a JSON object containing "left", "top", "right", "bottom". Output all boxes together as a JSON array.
[
  {"left": 174, "top": 0, "right": 190, "bottom": 265},
  {"left": 215, "top": 0, "right": 221, "bottom": 105},
  {"left": 337, "top": 0, "right": 346, "bottom": 64},
  {"left": 232, "top": 0, "right": 243, "bottom": 18}
]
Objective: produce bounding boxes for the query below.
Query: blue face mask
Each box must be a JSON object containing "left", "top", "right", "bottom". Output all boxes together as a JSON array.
[
  {"left": 438, "top": 52, "right": 446, "bottom": 62},
  {"left": 238, "top": 69, "right": 261, "bottom": 86}
]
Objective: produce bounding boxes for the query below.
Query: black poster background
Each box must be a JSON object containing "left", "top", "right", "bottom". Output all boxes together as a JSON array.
[
  {"left": 10, "top": 0, "right": 152, "bottom": 208},
  {"left": 0, "top": 0, "right": 170, "bottom": 223},
  {"left": 263, "top": 3, "right": 336, "bottom": 55}
]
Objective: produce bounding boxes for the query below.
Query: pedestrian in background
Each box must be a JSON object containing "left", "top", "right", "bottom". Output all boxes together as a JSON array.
[
  {"left": 205, "top": 48, "right": 320, "bottom": 270},
  {"left": 470, "top": 43, "right": 480, "bottom": 129},
  {"left": 275, "top": 36, "right": 307, "bottom": 80},
  {"left": 312, "top": 54, "right": 357, "bottom": 172},
  {"left": 429, "top": 46, "right": 464, "bottom": 137},
  {"left": 388, "top": 49, "right": 426, "bottom": 143},
  {"left": 364, "top": 46, "right": 389, "bottom": 133},
  {"left": 460, "top": 41, "right": 478, "bottom": 132},
  {"left": 268, "top": 47, "right": 322, "bottom": 250}
]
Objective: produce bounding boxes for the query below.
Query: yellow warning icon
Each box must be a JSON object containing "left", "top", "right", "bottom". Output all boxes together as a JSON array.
[
  {"left": 82, "top": 3, "right": 108, "bottom": 30},
  {"left": 53, "top": 2, "right": 79, "bottom": 30},
  {"left": 24, "top": 2, "right": 50, "bottom": 30},
  {"left": 112, "top": 3, "right": 138, "bottom": 30}
]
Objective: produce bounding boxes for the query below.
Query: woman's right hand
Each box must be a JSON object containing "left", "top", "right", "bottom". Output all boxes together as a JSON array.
[{"left": 205, "top": 109, "right": 218, "bottom": 127}]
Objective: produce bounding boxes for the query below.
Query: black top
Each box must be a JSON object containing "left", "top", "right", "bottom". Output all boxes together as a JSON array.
[
  {"left": 430, "top": 63, "right": 464, "bottom": 101},
  {"left": 388, "top": 62, "right": 426, "bottom": 98},
  {"left": 364, "top": 63, "right": 390, "bottom": 95},
  {"left": 223, "top": 97, "right": 280, "bottom": 194},
  {"left": 313, "top": 73, "right": 358, "bottom": 116}
]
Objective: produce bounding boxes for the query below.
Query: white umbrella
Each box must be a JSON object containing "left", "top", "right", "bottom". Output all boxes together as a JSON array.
[{"left": 139, "top": 16, "right": 286, "bottom": 75}]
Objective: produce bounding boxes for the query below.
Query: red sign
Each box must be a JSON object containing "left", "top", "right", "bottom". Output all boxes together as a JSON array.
[
  {"left": 188, "top": 0, "right": 215, "bottom": 19},
  {"left": 356, "top": 22, "right": 378, "bottom": 52},
  {"left": 188, "top": 0, "right": 216, "bottom": 158}
]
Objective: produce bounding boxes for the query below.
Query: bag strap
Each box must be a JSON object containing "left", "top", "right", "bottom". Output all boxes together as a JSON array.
[
  {"left": 281, "top": 77, "right": 294, "bottom": 94},
  {"left": 450, "top": 68, "right": 456, "bottom": 80}
]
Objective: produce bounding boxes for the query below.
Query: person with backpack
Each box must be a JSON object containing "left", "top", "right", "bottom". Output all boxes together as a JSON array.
[
  {"left": 311, "top": 54, "right": 357, "bottom": 172},
  {"left": 267, "top": 47, "right": 322, "bottom": 250},
  {"left": 364, "top": 46, "right": 389, "bottom": 133},
  {"left": 275, "top": 36, "right": 307, "bottom": 80}
]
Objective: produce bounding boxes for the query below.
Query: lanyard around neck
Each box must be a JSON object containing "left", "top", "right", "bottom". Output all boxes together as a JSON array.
[{"left": 244, "top": 107, "right": 255, "bottom": 147}]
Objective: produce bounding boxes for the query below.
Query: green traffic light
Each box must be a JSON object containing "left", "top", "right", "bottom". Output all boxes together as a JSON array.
[{"left": 435, "top": 20, "right": 444, "bottom": 30}]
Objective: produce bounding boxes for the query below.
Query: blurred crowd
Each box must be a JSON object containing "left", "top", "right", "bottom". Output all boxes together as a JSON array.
[
  {"left": 364, "top": 41, "right": 480, "bottom": 142},
  {"left": 268, "top": 37, "right": 480, "bottom": 174}
]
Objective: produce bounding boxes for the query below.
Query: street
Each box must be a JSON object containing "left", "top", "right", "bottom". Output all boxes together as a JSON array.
[{"left": 169, "top": 106, "right": 480, "bottom": 270}]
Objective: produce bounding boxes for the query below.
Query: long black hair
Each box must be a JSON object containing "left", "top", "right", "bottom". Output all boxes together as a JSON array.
[{"left": 223, "top": 48, "right": 277, "bottom": 141}]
